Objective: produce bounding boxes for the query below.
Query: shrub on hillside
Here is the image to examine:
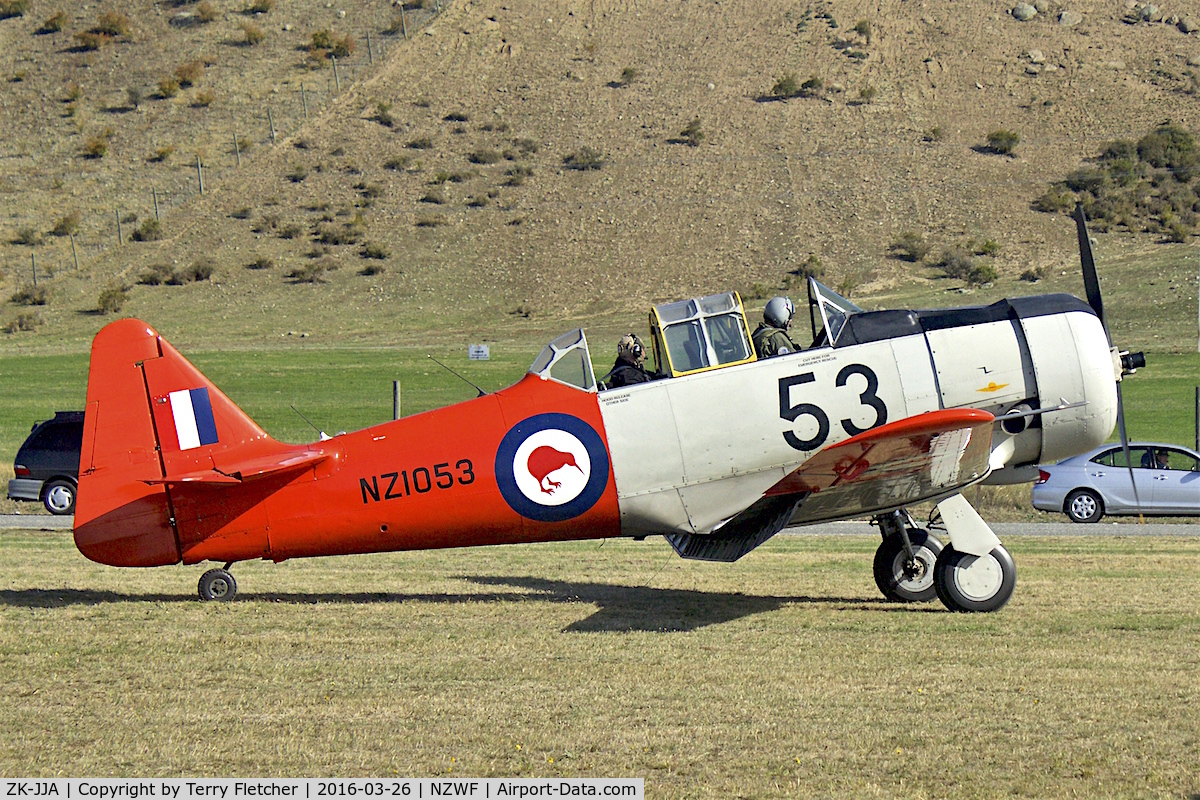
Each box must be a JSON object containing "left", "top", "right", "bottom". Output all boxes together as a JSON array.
[
  {"left": 96, "top": 284, "right": 128, "bottom": 314},
  {"left": 563, "top": 146, "right": 604, "bottom": 171},
  {"left": 51, "top": 212, "right": 80, "bottom": 237},
  {"left": 73, "top": 31, "right": 111, "bottom": 51},
  {"left": 131, "top": 219, "right": 162, "bottom": 242},
  {"left": 179, "top": 258, "right": 215, "bottom": 283},
  {"left": 84, "top": 126, "right": 114, "bottom": 155},
  {"left": 11, "top": 285, "right": 47, "bottom": 306},
  {"left": 676, "top": 117, "right": 704, "bottom": 147},
  {"left": 986, "top": 129, "right": 1020, "bottom": 155},
  {"left": 246, "top": 0, "right": 274, "bottom": 12},
  {"left": 39, "top": 10, "right": 67, "bottom": 32},
  {"left": 1036, "top": 123, "right": 1200, "bottom": 239},
  {"left": 138, "top": 264, "right": 175, "bottom": 286},
  {"left": 0, "top": 0, "right": 29, "bottom": 19},
  {"left": 192, "top": 89, "right": 216, "bottom": 108},
  {"left": 286, "top": 261, "right": 333, "bottom": 283},
  {"left": 196, "top": 2, "right": 217, "bottom": 23},
  {"left": 469, "top": 149, "right": 501, "bottom": 164},
  {"left": 13, "top": 227, "right": 42, "bottom": 246},
  {"left": 240, "top": 21, "right": 265, "bottom": 45},
  {"left": 771, "top": 73, "right": 800, "bottom": 99},
  {"left": 175, "top": 61, "right": 205, "bottom": 87},
  {"left": 95, "top": 11, "right": 131, "bottom": 36},
  {"left": 1137, "top": 123, "right": 1199, "bottom": 182},
  {"left": 889, "top": 231, "right": 930, "bottom": 262},
  {"left": 4, "top": 312, "right": 40, "bottom": 334}
]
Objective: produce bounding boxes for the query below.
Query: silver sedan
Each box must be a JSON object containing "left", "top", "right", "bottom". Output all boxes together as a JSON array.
[{"left": 1031, "top": 442, "right": 1200, "bottom": 522}]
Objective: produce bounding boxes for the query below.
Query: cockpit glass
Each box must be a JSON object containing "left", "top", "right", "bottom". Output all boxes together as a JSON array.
[
  {"left": 808, "top": 278, "right": 863, "bottom": 347},
  {"left": 704, "top": 313, "right": 751, "bottom": 363},
  {"left": 664, "top": 320, "right": 709, "bottom": 372},
  {"left": 655, "top": 298, "right": 698, "bottom": 325},
  {"left": 529, "top": 328, "right": 596, "bottom": 391}
]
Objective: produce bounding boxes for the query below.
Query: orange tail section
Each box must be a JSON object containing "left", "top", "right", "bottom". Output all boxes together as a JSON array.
[{"left": 75, "top": 319, "right": 302, "bottom": 567}]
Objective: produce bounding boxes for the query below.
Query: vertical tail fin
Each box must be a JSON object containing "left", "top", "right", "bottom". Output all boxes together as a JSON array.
[{"left": 75, "top": 319, "right": 281, "bottom": 567}]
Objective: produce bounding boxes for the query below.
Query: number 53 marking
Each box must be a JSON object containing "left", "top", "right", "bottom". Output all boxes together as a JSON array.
[{"left": 778, "top": 364, "right": 887, "bottom": 451}]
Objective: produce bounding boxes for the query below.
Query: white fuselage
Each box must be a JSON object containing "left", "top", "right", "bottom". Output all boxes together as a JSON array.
[{"left": 597, "top": 302, "right": 1117, "bottom": 536}]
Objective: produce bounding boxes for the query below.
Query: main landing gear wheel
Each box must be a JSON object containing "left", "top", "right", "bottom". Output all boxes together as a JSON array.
[
  {"left": 873, "top": 529, "right": 943, "bottom": 603},
  {"left": 1065, "top": 489, "right": 1104, "bottom": 523},
  {"left": 933, "top": 544, "right": 1016, "bottom": 613},
  {"left": 198, "top": 567, "right": 238, "bottom": 601}
]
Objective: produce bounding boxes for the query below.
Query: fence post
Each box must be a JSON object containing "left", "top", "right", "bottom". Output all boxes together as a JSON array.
[
  {"left": 366, "top": 30, "right": 373, "bottom": 64},
  {"left": 333, "top": 56, "right": 340, "bottom": 92},
  {"left": 401, "top": 7, "right": 408, "bottom": 39},
  {"left": 232, "top": 116, "right": 242, "bottom": 167},
  {"left": 196, "top": 155, "right": 204, "bottom": 194},
  {"left": 70, "top": 233, "right": 79, "bottom": 271},
  {"left": 301, "top": 82, "right": 308, "bottom": 119},
  {"left": 116, "top": 209, "right": 123, "bottom": 245},
  {"left": 153, "top": 187, "right": 160, "bottom": 221},
  {"left": 1195, "top": 386, "right": 1199, "bottom": 452},
  {"left": 31, "top": 252, "right": 37, "bottom": 286},
  {"left": 268, "top": 107, "right": 277, "bottom": 144},
  {"left": 393, "top": 380, "right": 401, "bottom": 420}
]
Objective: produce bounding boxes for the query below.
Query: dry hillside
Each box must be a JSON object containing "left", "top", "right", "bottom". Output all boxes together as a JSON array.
[{"left": 1, "top": 0, "right": 1199, "bottom": 349}]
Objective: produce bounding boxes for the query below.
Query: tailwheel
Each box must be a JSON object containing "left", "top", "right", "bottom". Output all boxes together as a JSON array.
[
  {"left": 933, "top": 544, "right": 1016, "bottom": 613},
  {"left": 198, "top": 566, "right": 238, "bottom": 602},
  {"left": 873, "top": 529, "right": 943, "bottom": 603}
]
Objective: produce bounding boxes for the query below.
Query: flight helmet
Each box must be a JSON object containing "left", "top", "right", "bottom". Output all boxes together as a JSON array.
[{"left": 764, "top": 296, "right": 795, "bottom": 329}]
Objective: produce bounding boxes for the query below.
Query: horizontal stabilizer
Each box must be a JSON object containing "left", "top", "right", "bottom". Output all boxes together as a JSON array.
[
  {"left": 767, "top": 408, "right": 994, "bottom": 525},
  {"left": 145, "top": 450, "right": 328, "bottom": 486}
]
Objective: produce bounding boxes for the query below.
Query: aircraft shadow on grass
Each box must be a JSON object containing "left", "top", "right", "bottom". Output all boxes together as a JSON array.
[{"left": 0, "top": 580, "right": 934, "bottom": 631}]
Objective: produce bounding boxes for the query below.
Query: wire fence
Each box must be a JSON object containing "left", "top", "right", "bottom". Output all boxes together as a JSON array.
[{"left": 3, "top": 5, "right": 444, "bottom": 294}]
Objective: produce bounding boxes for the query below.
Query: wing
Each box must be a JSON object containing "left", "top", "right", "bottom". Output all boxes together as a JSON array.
[
  {"left": 663, "top": 408, "right": 995, "bottom": 562},
  {"left": 767, "top": 408, "right": 995, "bottom": 524}
]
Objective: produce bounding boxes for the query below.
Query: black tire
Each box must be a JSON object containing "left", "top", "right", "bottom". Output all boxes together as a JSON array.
[
  {"left": 873, "top": 530, "right": 943, "bottom": 603},
  {"left": 198, "top": 568, "right": 238, "bottom": 601},
  {"left": 933, "top": 544, "right": 1016, "bottom": 613},
  {"left": 1064, "top": 489, "right": 1103, "bottom": 523},
  {"left": 42, "top": 479, "right": 76, "bottom": 516}
]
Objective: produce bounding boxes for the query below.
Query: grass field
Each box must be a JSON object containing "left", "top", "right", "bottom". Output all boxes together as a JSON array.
[{"left": 1, "top": 531, "right": 1197, "bottom": 796}]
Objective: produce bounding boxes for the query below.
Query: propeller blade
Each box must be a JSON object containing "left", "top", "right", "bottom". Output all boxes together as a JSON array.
[
  {"left": 1073, "top": 203, "right": 1111, "bottom": 344},
  {"left": 1115, "top": 381, "right": 1144, "bottom": 524}
]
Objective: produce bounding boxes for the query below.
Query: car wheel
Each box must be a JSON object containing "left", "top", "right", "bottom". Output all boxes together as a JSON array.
[
  {"left": 1065, "top": 489, "right": 1103, "bottom": 523},
  {"left": 42, "top": 479, "right": 76, "bottom": 516}
]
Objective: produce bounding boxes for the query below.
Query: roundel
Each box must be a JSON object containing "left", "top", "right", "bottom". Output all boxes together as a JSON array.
[{"left": 495, "top": 413, "right": 609, "bottom": 522}]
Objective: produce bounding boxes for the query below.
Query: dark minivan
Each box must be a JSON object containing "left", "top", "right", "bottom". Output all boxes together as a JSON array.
[{"left": 7, "top": 411, "right": 85, "bottom": 515}]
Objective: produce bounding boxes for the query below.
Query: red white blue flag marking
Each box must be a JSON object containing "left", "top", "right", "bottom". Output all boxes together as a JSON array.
[{"left": 169, "top": 387, "right": 219, "bottom": 450}]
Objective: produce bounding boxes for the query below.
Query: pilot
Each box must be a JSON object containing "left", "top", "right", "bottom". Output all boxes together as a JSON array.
[
  {"left": 601, "top": 333, "right": 653, "bottom": 389},
  {"left": 752, "top": 296, "right": 800, "bottom": 358}
]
